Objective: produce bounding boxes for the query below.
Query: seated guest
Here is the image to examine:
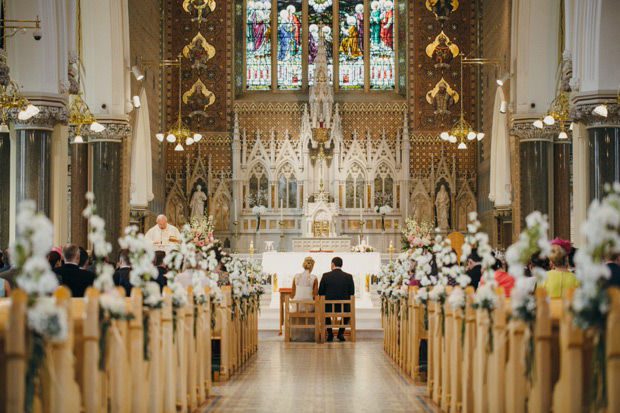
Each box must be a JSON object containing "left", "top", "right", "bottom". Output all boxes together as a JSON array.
[
  {"left": 53, "top": 244, "right": 96, "bottom": 297},
  {"left": 525, "top": 251, "right": 550, "bottom": 277},
  {"left": 48, "top": 251, "right": 63, "bottom": 269},
  {"left": 481, "top": 251, "right": 514, "bottom": 297},
  {"left": 465, "top": 249, "right": 483, "bottom": 289},
  {"left": 78, "top": 247, "right": 89, "bottom": 269},
  {"left": 153, "top": 250, "right": 168, "bottom": 291},
  {"left": 606, "top": 252, "right": 620, "bottom": 288},
  {"left": 540, "top": 244, "right": 579, "bottom": 298},
  {"left": 113, "top": 249, "right": 133, "bottom": 296},
  {"left": 0, "top": 248, "right": 11, "bottom": 272}
]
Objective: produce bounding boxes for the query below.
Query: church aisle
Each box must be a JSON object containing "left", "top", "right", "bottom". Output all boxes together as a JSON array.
[{"left": 204, "top": 338, "right": 437, "bottom": 412}]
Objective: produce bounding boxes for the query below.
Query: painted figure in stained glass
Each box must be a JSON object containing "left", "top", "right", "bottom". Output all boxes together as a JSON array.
[
  {"left": 183, "top": 0, "right": 216, "bottom": 23},
  {"left": 379, "top": 1, "right": 393, "bottom": 49},
  {"left": 426, "top": 79, "right": 458, "bottom": 115},
  {"left": 339, "top": 16, "right": 362, "bottom": 58},
  {"left": 370, "top": 1, "right": 381, "bottom": 45},
  {"left": 426, "top": 32, "right": 459, "bottom": 69},
  {"left": 246, "top": 0, "right": 272, "bottom": 90},
  {"left": 183, "top": 34, "right": 216, "bottom": 71},
  {"left": 278, "top": 6, "right": 301, "bottom": 61},
  {"left": 308, "top": 24, "right": 319, "bottom": 64},
  {"left": 355, "top": 4, "right": 364, "bottom": 52},
  {"left": 183, "top": 81, "right": 216, "bottom": 112},
  {"left": 426, "top": 0, "right": 459, "bottom": 21}
]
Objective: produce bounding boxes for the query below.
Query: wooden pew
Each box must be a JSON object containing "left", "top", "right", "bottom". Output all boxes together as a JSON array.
[
  {"left": 504, "top": 317, "right": 527, "bottom": 413},
  {"left": 129, "top": 289, "right": 145, "bottom": 413},
  {"left": 527, "top": 288, "right": 553, "bottom": 413},
  {"left": 449, "top": 293, "right": 464, "bottom": 413},
  {"left": 284, "top": 296, "right": 323, "bottom": 343},
  {"left": 80, "top": 288, "right": 101, "bottom": 413},
  {"left": 219, "top": 286, "right": 232, "bottom": 381},
  {"left": 440, "top": 287, "right": 453, "bottom": 411},
  {"left": 487, "top": 289, "right": 507, "bottom": 413},
  {"left": 322, "top": 295, "right": 356, "bottom": 341},
  {"left": 427, "top": 298, "right": 435, "bottom": 397},
  {"left": 160, "top": 287, "right": 175, "bottom": 412},
  {"left": 431, "top": 301, "right": 442, "bottom": 404},
  {"left": 607, "top": 287, "right": 620, "bottom": 412}
]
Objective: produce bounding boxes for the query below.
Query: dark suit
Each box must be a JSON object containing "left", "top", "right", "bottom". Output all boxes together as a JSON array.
[
  {"left": 607, "top": 262, "right": 620, "bottom": 288},
  {"left": 113, "top": 267, "right": 133, "bottom": 297},
  {"left": 466, "top": 264, "right": 482, "bottom": 289},
  {"left": 53, "top": 263, "right": 95, "bottom": 297},
  {"left": 318, "top": 267, "right": 355, "bottom": 337},
  {"left": 155, "top": 266, "right": 168, "bottom": 292}
]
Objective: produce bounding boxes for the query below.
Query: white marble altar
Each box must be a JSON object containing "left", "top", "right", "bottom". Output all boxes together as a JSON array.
[
  {"left": 291, "top": 237, "right": 351, "bottom": 252},
  {"left": 262, "top": 251, "right": 380, "bottom": 308}
]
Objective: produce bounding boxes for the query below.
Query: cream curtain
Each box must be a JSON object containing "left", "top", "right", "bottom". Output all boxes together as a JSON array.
[
  {"left": 130, "top": 86, "right": 154, "bottom": 208},
  {"left": 489, "top": 86, "right": 512, "bottom": 208}
]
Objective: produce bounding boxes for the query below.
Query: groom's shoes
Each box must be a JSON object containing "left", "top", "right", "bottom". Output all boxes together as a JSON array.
[
  {"left": 326, "top": 334, "right": 334, "bottom": 342},
  {"left": 337, "top": 334, "right": 346, "bottom": 342}
]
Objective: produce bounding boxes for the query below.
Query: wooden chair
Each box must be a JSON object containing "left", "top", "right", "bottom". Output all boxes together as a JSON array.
[
  {"left": 284, "top": 295, "right": 322, "bottom": 343},
  {"left": 322, "top": 295, "right": 356, "bottom": 342}
]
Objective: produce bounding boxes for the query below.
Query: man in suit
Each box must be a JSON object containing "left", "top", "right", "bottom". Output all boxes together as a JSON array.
[
  {"left": 606, "top": 252, "right": 620, "bottom": 288},
  {"left": 153, "top": 250, "right": 168, "bottom": 292},
  {"left": 318, "top": 256, "right": 355, "bottom": 342},
  {"left": 53, "top": 244, "right": 95, "bottom": 297},
  {"left": 113, "top": 249, "right": 133, "bottom": 296},
  {"left": 465, "top": 248, "right": 483, "bottom": 289}
]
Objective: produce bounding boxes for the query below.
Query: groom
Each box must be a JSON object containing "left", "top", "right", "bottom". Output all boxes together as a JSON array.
[{"left": 318, "top": 257, "right": 355, "bottom": 342}]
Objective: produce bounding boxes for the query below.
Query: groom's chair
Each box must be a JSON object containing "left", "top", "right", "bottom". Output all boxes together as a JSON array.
[
  {"left": 322, "top": 295, "right": 356, "bottom": 342},
  {"left": 284, "top": 296, "right": 323, "bottom": 343}
]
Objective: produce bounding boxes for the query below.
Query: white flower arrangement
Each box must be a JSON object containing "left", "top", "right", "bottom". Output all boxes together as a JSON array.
[
  {"left": 118, "top": 226, "right": 162, "bottom": 308},
  {"left": 447, "top": 287, "right": 466, "bottom": 309},
  {"left": 400, "top": 217, "right": 433, "bottom": 250},
  {"left": 251, "top": 205, "right": 267, "bottom": 215},
  {"left": 351, "top": 243, "right": 375, "bottom": 252},
  {"left": 27, "top": 297, "right": 68, "bottom": 342}
]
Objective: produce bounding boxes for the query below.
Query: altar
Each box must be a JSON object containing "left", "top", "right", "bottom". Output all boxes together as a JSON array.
[
  {"left": 262, "top": 251, "right": 380, "bottom": 308},
  {"left": 291, "top": 237, "right": 351, "bottom": 252}
]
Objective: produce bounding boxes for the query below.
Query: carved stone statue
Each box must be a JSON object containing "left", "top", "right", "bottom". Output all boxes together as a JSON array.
[
  {"left": 190, "top": 185, "right": 208, "bottom": 220},
  {"left": 435, "top": 184, "right": 450, "bottom": 229},
  {"left": 428, "top": 82, "right": 454, "bottom": 115}
]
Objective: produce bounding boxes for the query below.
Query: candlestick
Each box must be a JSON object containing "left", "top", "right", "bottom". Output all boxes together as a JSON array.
[
  {"left": 280, "top": 199, "right": 283, "bottom": 222},
  {"left": 233, "top": 220, "right": 239, "bottom": 254},
  {"left": 234, "top": 199, "right": 237, "bottom": 221}
]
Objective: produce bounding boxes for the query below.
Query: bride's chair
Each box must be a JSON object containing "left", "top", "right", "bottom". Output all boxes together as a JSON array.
[{"left": 284, "top": 296, "right": 323, "bottom": 343}]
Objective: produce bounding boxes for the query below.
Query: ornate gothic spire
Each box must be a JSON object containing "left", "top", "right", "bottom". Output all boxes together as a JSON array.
[{"left": 309, "top": 28, "right": 333, "bottom": 130}]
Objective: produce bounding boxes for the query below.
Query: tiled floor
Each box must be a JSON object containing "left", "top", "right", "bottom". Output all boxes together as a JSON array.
[{"left": 204, "top": 337, "right": 439, "bottom": 412}]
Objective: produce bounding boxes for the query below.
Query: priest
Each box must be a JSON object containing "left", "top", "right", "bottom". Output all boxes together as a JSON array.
[{"left": 145, "top": 214, "right": 181, "bottom": 245}]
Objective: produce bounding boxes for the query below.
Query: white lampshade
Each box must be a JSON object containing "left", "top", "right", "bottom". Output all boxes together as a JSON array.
[
  {"left": 477, "top": 132, "right": 485, "bottom": 141},
  {"left": 131, "top": 65, "right": 144, "bottom": 81},
  {"left": 558, "top": 131, "right": 568, "bottom": 140},
  {"left": 156, "top": 133, "right": 164, "bottom": 142},
  {"left": 193, "top": 133, "right": 203, "bottom": 142},
  {"left": 593, "top": 104, "right": 608, "bottom": 117},
  {"left": 74, "top": 135, "right": 84, "bottom": 143},
  {"left": 449, "top": 135, "right": 457, "bottom": 143},
  {"left": 185, "top": 137, "right": 194, "bottom": 145},
  {"left": 533, "top": 119, "right": 544, "bottom": 129},
  {"left": 90, "top": 122, "right": 105, "bottom": 133},
  {"left": 0, "top": 124, "right": 8, "bottom": 133},
  {"left": 440, "top": 131, "right": 449, "bottom": 140},
  {"left": 467, "top": 131, "right": 476, "bottom": 141},
  {"left": 543, "top": 115, "right": 555, "bottom": 125},
  {"left": 132, "top": 95, "right": 141, "bottom": 108},
  {"left": 17, "top": 109, "right": 30, "bottom": 121},
  {"left": 568, "top": 122, "right": 575, "bottom": 131},
  {"left": 496, "top": 73, "right": 509, "bottom": 86},
  {"left": 166, "top": 133, "right": 176, "bottom": 143},
  {"left": 25, "top": 104, "right": 39, "bottom": 117},
  {"left": 457, "top": 142, "right": 467, "bottom": 149},
  {"left": 174, "top": 143, "right": 184, "bottom": 151}
]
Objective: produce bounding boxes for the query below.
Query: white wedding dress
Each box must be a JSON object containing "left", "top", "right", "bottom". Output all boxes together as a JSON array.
[{"left": 290, "top": 270, "right": 317, "bottom": 342}]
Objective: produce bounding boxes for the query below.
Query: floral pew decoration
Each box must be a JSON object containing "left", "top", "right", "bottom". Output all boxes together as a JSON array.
[
  {"left": 11, "top": 201, "right": 65, "bottom": 412},
  {"left": 225, "top": 256, "right": 268, "bottom": 320},
  {"left": 399, "top": 217, "right": 434, "bottom": 251},
  {"left": 570, "top": 182, "right": 620, "bottom": 409},
  {"left": 82, "top": 193, "right": 135, "bottom": 369}
]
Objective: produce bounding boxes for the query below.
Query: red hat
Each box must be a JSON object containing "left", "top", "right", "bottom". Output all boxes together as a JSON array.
[
  {"left": 550, "top": 237, "right": 572, "bottom": 254},
  {"left": 51, "top": 246, "right": 62, "bottom": 255}
]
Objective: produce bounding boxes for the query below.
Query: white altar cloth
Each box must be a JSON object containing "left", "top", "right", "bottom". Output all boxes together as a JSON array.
[{"left": 262, "top": 251, "right": 381, "bottom": 308}]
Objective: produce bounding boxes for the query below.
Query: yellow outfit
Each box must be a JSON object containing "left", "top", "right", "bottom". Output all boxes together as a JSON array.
[
  {"left": 339, "top": 26, "right": 362, "bottom": 58},
  {"left": 540, "top": 269, "right": 579, "bottom": 298}
]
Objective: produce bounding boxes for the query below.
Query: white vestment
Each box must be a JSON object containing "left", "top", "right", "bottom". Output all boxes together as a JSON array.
[{"left": 145, "top": 224, "right": 181, "bottom": 245}]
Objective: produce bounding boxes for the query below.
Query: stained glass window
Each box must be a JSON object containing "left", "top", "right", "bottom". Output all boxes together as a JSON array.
[
  {"left": 338, "top": 1, "right": 364, "bottom": 89},
  {"left": 277, "top": 164, "right": 298, "bottom": 208},
  {"left": 374, "top": 165, "right": 394, "bottom": 206},
  {"left": 246, "top": 0, "right": 272, "bottom": 90},
  {"left": 308, "top": 3, "right": 333, "bottom": 85},
  {"left": 277, "top": 0, "right": 302, "bottom": 90},
  {"left": 345, "top": 163, "right": 365, "bottom": 208},
  {"left": 370, "top": 0, "right": 395, "bottom": 89}
]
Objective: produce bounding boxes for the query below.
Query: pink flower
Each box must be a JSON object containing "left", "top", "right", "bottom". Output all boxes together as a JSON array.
[{"left": 198, "top": 241, "right": 204, "bottom": 246}]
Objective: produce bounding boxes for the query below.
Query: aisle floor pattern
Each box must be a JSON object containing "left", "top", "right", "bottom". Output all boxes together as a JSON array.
[{"left": 204, "top": 337, "right": 438, "bottom": 412}]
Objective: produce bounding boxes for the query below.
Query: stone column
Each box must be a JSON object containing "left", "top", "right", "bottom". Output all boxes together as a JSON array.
[
  {"left": 511, "top": 121, "right": 553, "bottom": 229},
  {"left": 90, "top": 123, "right": 131, "bottom": 260},
  {"left": 0, "top": 133, "right": 9, "bottom": 244},
  {"left": 553, "top": 138, "right": 572, "bottom": 239},
  {"left": 70, "top": 138, "right": 89, "bottom": 247}
]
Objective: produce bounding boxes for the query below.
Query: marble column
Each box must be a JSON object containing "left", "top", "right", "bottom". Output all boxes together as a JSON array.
[
  {"left": 588, "top": 127, "right": 620, "bottom": 202},
  {"left": 553, "top": 140, "right": 572, "bottom": 239},
  {"left": 70, "top": 140, "right": 89, "bottom": 247},
  {"left": 15, "top": 128, "right": 52, "bottom": 216},
  {"left": 90, "top": 123, "right": 131, "bottom": 261},
  {"left": 0, "top": 133, "right": 9, "bottom": 244}
]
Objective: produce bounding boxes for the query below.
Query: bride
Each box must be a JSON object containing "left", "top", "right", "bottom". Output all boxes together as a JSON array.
[{"left": 290, "top": 257, "right": 318, "bottom": 342}]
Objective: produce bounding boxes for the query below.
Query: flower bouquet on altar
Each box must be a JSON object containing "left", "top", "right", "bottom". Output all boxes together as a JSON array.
[
  {"left": 374, "top": 197, "right": 393, "bottom": 231},
  {"left": 400, "top": 217, "right": 433, "bottom": 251},
  {"left": 351, "top": 243, "right": 375, "bottom": 253},
  {"left": 185, "top": 215, "right": 216, "bottom": 247}
]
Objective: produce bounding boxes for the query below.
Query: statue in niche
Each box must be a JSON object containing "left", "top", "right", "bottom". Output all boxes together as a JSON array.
[
  {"left": 411, "top": 194, "right": 430, "bottom": 224},
  {"left": 214, "top": 197, "right": 230, "bottom": 231},
  {"left": 183, "top": 81, "right": 215, "bottom": 112},
  {"left": 183, "top": 0, "right": 216, "bottom": 23},
  {"left": 190, "top": 185, "right": 208, "bottom": 220},
  {"left": 435, "top": 184, "right": 450, "bottom": 230},
  {"left": 426, "top": 79, "right": 458, "bottom": 116},
  {"left": 426, "top": 32, "right": 459, "bottom": 69},
  {"left": 426, "top": 0, "right": 459, "bottom": 21},
  {"left": 183, "top": 34, "right": 215, "bottom": 71}
]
